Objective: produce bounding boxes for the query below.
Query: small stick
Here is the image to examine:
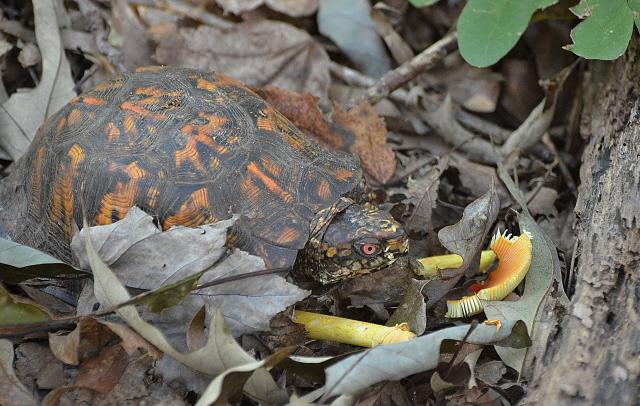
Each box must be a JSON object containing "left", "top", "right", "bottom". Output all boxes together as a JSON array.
[{"left": 358, "top": 31, "right": 458, "bottom": 105}]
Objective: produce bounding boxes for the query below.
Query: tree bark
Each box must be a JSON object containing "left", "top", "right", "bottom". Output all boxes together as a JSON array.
[{"left": 527, "top": 44, "right": 640, "bottom": 403}]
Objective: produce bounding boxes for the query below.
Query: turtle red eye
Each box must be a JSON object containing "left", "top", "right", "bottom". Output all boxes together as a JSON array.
[{"left": 359, "top": 243, "right": 380, "bottom": 256}]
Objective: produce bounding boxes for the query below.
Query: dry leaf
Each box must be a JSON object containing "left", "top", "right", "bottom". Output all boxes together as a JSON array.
[
  {"left": 423, "top": 184, "right": 500, "bottom": 306},
  {"left": 317, "top": 0, "right": 392, "bottom": 78},
  {"left": 427, "top": 56, "right": 502, "bottom": 113},
  {"left": 216, "top": 0, "right": 319, "bottom": 17},
  {"left": 0, "top": 0, "right": 75, "bottom": 160},
  {"left": 195, "top": 347, "right": 294, "bottom": 406},
  {"left": 83, "top": 227, "right": 286, "bottom": 403},
  {"left": 71, "top": 208, "right": 309, "bottom": 336},
  {"left": 405, "top": 157, "right": 449, "bottom": 236},
  {"left": 17, "top": 42, "right": 41, "bottom": 67},
  {"left": 333, "top": 102, "right": 396, "bottom": 185},
  {"left": 256, "top": 87, "right": 396, "bottom": 184},
  {"left": 371, "top": 7, "right": 414, "bottom": 65},
  {"left": 111, "top": 0, "right": 154, "bottom": 69},
  {"left": 48, "top": 317, "right": 120, "bottom": 366},
  {"left": 0, "top": 339, "right": 38, "bottom": 406},
  {"left": 152, "top": 19, "right": 330, "bottom": 100},
  {"left": 73, "top": 344, "right": 129, "bottom": 394}
]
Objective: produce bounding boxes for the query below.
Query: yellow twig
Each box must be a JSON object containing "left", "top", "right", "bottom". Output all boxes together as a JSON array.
[
  {"left": 417, "top": 250, "right": 497, "bottom": 278},
  {"left": 293, "top": 310, "right": 416, "bottom": 348}
]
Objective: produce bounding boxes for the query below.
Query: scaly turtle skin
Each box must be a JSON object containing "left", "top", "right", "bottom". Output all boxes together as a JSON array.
[{"left": 0, "top": 66, "right": 408, "bottom": 284}]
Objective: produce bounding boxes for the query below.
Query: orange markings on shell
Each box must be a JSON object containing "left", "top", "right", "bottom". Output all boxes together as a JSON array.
[
  {"left": 67, "top": 108, "right": 82, "bottom": 127},
  {"left": 196, "top": 76, "right": 245, "bottom": 96},
  {"left": 106, "top": 122, "right": 120, "bottom": 141},
  {"left": 176, "top": 113, "right": 229, "bottom": 172},
  {"left": 95, "top": 162, "right": 147, "bottom": 225},
  {"left": 247, "top": 162, "right": 294, "bottom": 203},
  {"left": 121, "top": 101, "right": 167, "bottom": 121},
  {"left": 196, "top": 78, "right": 218, "bottom": 93},
  {"left": 333, "top": 168, "right": 354, "bottom": 181},
  {"left": 81, "top": 96, "right": 106, "bottom": 106},
  {"left": 67, "top": 144, "right": 85, "bottom": 172},
  {"left": 147, "top": 187, "right": 160, "bottom": 209},
  {"left": 51, "top": 162, "right": 75, "bottom": 241},
  {"left": 56, "top": 117, "right": 67, "bottom": 136},
  {"left": 257, "top": 117, "right": 274, "bottom": 131},
  {"left": 135, "top": 66, "right": 165, "bottom": 73},
  {"left": 316, "top": 179, "right": 331, "bottom": 200},
  {"left": 261, "top": 156, "right": 283, "bottom": 177},
  {"left": 163, "top": 188, "right": 215, "bottom": 229},
  {"left": 275, "top": 227, "right": 302, "bottom": 245},
  {"left": 241, "top": 177, "right": 262, "bottom": 206},
  {"left": 210, "top": 156, "right": 221, "bottom": 169},
  {"left": 123, "top": 114, "right": 137, "bottom": 136}
]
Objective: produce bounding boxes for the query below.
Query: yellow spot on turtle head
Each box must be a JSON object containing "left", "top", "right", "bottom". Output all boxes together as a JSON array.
[{"left": 326, "top": 247, "right": 337, "bottom": 258}]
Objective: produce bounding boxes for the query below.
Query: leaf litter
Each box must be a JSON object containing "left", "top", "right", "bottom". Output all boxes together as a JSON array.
[{"left": 0, "top": 0, "right": 585, "bottom": 403}]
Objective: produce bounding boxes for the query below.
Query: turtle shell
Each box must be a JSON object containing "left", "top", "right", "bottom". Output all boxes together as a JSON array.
[{"left": 2, "top": 66, "right": 363, "bottom": 269}]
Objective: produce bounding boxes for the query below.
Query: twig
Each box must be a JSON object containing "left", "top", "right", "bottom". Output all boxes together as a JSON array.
[
  {"left": 128, "top": 0, "right": 233, "bottom": 29},
  {"left": 541, "top": 132, "right": 578, "bottom": 196},
  {"left": 456, "top": 110, "right": 511, "bottom": 142},
  {"left": 329, "top": 61, "right": 409, "bottom": 105},
  {"left": 358, "top": 31, "right": 458, "bottom": 105},
  {"left": 330, "top": 60, "right": 511, "bottom": 143}
]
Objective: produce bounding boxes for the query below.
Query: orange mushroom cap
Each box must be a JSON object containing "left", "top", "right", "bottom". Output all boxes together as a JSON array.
[{"left": 446, "top": 230, "right": 533, "bottom": 318}]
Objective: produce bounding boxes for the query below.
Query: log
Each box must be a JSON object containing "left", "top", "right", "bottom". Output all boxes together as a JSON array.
[{"left": 527, "top": 43, "right": 640, "bottom": 403}]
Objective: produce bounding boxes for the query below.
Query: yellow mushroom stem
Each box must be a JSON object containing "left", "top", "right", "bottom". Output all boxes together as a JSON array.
[
  {"left": 417, "top": 250, "right": 497, "bottom": 278},
  {"left": 445, "top": 230, "right": 533, "bottom": 318},
  {"left": 293, "top": 310, "right": 416, "bottom": 348}
]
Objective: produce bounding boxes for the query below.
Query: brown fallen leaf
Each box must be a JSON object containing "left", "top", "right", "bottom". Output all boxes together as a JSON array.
[
  {"left": 334, "top": 102, "right": 396, "bottom": 185},
  {"left": 42, "top": 353, "right": 184, "bottom": 405},
  {"left": 151, "top": 19, "right": 330, "bottom": 100},
  {"left": 254, "top": 86, "right": 339, "bottom": 146},
  {"left": 74, "top": 344, "right": 129, "bottom": 394},
  {"left": 0, "top": 339, "right": 38, "bottom": 406},
  {"left": 256, "top": 86, "right": 396, "bottom": 184},
  {"left": 216, "top": 0, "right": 319, "bottom": 17},
  {"left": 48, "top": 317, "right": 118, "bottom": 366}
]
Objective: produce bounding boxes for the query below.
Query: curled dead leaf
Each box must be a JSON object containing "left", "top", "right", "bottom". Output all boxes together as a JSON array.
[{"left": 152, "top": 19, "right": 330, "bottom": 100}]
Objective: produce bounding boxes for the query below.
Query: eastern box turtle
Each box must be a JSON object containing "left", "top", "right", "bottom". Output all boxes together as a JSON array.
[{"left": 0, "top": 67, "right": 408, "bottom": 284}]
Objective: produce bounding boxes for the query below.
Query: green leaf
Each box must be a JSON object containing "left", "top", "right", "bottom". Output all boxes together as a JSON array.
[
  {"left": 409, "top": 0, "right": 441, "bottom": 7},
  {"left": 458, "top": 0, "right": 558, "bottom": 67},
  {"left": 0, "top": 238, "right": 80, "bottom": 283},
  {"left": 627, "top": 0, "right": 640, "bottom": 32},
  {"left": 0, "top": 284, "right": 50, "bottom": 325},
  {"left": 567, "top": 0, "right": 634, "bottom": 60}
]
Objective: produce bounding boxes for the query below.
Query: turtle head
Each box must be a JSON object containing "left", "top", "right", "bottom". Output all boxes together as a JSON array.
[{"left": 297, "top": 198, "right": 409, "bottom": 284}]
